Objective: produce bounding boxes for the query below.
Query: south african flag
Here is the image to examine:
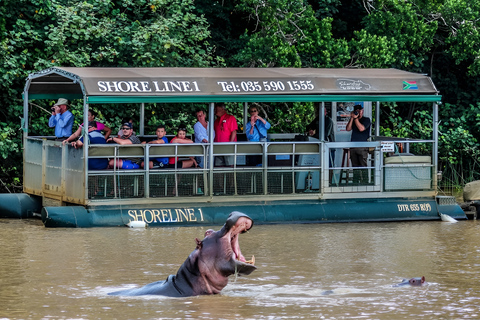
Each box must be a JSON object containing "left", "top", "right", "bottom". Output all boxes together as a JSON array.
[{"left": 403, "top": 81, "right": 418, "bottom": 90}]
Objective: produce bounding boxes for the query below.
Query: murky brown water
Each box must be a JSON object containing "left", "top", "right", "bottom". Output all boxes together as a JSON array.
[{"left": 1, "top": 218, "right": 479, "bottom": 319}]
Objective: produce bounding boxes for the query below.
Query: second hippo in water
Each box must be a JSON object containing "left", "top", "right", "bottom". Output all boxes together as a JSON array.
[
  {"left": 323, "top": 276, "right": 427, "bottom": 295},
  {"left": 393, "top": 276, "right": 426, "bottom": 287},
  {"left": 109, "top": 211, "right": 256, "bottom": 297}
]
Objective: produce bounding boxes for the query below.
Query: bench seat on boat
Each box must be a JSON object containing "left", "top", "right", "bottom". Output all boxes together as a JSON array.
[
  {"left": 384, "top": 155, "right": 431, "bottom": 165},
  {"left": 384, "top": 155, "right": 432, "bottom": 191}
]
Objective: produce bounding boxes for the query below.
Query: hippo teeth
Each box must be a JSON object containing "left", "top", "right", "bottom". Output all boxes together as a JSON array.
[{"left": 245, "top": 255, "right": 255, "bottom": 265}]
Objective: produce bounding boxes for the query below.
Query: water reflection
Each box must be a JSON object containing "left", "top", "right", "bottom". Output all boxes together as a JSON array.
[{"left": 1, "top": 218, "right": 479, "bottom": 319}]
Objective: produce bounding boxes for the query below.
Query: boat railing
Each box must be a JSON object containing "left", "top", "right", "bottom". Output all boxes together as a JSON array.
[
  {"left": 23, "top": 136, "right": 436, "bottom": 205},
  {"left": 85, "top": 140, "right": 323, "bottom": 199},
  {"left": 322, "top": 138, "right": 435, "bottom": 194}
]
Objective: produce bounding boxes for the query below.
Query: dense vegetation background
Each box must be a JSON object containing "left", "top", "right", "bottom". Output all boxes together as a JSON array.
[{"left": 1, "top": 0, "right": 479, "bottom": 192}]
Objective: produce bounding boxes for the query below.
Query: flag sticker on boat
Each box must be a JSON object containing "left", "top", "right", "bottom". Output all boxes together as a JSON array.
[{"left": 403, "top": 81, "right": 418, "bottom": 90}]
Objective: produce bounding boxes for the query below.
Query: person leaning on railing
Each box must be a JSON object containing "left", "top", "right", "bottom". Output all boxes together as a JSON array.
[
  {"left": 193, "top": 108, "right": 214, "bottom": 168},
  {"left": 63, "top": 110, "right": 111, "bottom": 145},
  {"left": 70, "top": 121, "right": 108, "bottom": 170},
  {"left": 140, "top": 124, "right": 170, "bottom": 169},
  {"left": 106, "top": 122, "right": 141, "bottom": 169},
  {"left": 168, "top": 125, "right": 198, "bottom": 169}
]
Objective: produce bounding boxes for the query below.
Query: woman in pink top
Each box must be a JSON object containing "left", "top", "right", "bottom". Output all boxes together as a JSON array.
[{"left": 63, "top": 110, "right": 112, "bottom": 145}]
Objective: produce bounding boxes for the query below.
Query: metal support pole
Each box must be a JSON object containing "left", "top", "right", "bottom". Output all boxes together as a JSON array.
[
  {"left": 145, "top": 144, "right": 150, "bottom": 198},
  {"left": 83, "top": 99, "right": 89, "bottom": 200},
  {"left": 433, "top": 102, "right": 439, "bottom": 190},
  {"left": 140, "top": 102, "right": 145, "bottom": 136},
  {"left": 243, "top": 102, "right": 248, "bottom": 133},
  {"left": 140, "top": 102, "right": 146, "bottom": 197},
  {"left": 319, "top": 102, "right": 325, "bottom": 141},
  {"left": 208, "top": 102, "right": 215, "bottom": 196},
  {"left": 23, "top": 89, "right": 29, "bottom": 193},
  {"left": 320, "top": 102, "right": 326, "bottom": 194}
]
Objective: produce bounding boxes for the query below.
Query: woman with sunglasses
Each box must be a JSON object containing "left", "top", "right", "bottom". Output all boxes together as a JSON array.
[
  {"left": 245, "top": 106, "right": 270, "bottom": 166},
  {"left": 245, "top": 106, "right": 270, "bottom": 142},
  {"left": 106, "top": 122, "right": 142, "bottom": 169}
]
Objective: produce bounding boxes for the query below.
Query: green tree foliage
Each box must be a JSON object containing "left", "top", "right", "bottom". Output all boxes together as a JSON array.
[
  {"left": 0, "top": 0, "right": 220, "bottom": 191},
  {"left": 193, "top": 0, "right": 252, "bottom": 65},
  {"left": 233, "top": 0, "right": 349, "bottom": 68},
  {"left": 440, "top": 0, "right": 480, "bottom": 76},
  {"left": 355, "top": 0, "right": 437, "bottom": 70}
]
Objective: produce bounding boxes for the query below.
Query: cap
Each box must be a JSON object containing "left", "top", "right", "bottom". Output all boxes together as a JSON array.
[
  {"left": 122, "top": 122, "right": 133, "bottom": 129},
  {"left": 54, "top": 98, "right": 69, "bottom": 106},
  {"left": 353, "top": 104, "right": 363, "bottom": 110}
]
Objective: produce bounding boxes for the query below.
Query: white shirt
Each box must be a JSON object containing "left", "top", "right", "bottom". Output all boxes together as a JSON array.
[{"left": 194, "top": 121, "right": 214, "bottom": 143}]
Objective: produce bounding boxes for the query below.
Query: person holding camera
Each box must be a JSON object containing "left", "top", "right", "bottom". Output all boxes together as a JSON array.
[
  {"left": 246, "top": 106, "right": 270, "bottom": 142},
  {"left": 245, "top": 106, "right": 270, "bottom": 166},
  {"left": 346, "top": 104, "right": 371, "bottom": 183},
  {"left": 48, "top": 98, "right": 74, "bottom": 141}
]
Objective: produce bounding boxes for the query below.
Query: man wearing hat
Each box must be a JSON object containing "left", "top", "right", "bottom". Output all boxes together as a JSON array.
[
  {"left": 346, "top": 104, "right": 371, "bottom": 183},
  {"left": 48, "top": 98, "right": 74, "bottom": 141}
]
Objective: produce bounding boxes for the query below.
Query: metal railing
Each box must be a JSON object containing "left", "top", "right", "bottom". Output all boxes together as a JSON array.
[{"left": 23, "top": 136, "right": 436, "bottom": 204}]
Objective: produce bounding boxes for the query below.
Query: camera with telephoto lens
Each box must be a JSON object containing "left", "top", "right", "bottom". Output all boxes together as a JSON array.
[{"left": 353, "top": 110, "right": 359, "bottom": 116}]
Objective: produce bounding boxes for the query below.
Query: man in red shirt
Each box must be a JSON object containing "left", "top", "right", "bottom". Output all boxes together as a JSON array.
[{"left": 214, "top": 102, "right": 238, "bottom": 166}]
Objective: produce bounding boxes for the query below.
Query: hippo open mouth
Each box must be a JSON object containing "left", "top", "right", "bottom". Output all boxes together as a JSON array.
[
  {"left": 225, "top": 212, "right": 256, "bottom": 275},
  {"left": 109, "top": 211, "right": 256, "bottom": 297}
]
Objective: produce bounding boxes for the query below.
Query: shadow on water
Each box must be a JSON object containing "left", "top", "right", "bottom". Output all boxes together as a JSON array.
[{"left": 1, "top": 218, "right": 480, "bottom": 319}]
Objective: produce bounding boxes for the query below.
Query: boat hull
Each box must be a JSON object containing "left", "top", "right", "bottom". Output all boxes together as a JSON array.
[{"left": 40, "top": 197, "right": 466, "bottom": 228}]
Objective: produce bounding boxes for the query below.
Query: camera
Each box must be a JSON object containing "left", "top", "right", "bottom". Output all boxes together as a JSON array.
[
  {"left": 51, "top": 107, "right": 56, "bottom": 111},
  {"left": 353, "top": 110, "right": 359, "bottom": 116}
]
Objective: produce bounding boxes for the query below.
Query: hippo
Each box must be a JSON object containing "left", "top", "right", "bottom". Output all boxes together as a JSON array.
[
  {"left": 109, "top": 211, "right": 256, "bottom": 297},
  {"left": 323, "top": 276, "right": 427, "bottom": 295},
  {"left": 393, "top": 276, "right": 426, "bottom": 287}
]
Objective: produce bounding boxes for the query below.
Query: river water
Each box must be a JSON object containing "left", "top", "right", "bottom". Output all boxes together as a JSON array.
[{"left": 1, "top": 218, "right": 479, "bottom": 319}]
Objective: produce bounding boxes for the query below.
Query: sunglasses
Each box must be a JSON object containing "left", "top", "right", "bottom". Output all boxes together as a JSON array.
[
  {"left": 121, "top": 127, "right": 131, "bottom": 130},
  {"left": 249, "top": 110, "right": 258, "bottom": 113}
]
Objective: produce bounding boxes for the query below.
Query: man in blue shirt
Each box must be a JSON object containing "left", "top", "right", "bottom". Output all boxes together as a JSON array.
[
  {"left": 48, "top": 98, "right": 74, "bottom": 140},
  {"left": 141, "top": 124, "right": 170, "bottom": 169}
]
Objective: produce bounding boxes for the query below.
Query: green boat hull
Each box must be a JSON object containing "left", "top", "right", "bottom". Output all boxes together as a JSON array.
[
  {"left": 40, "top": 197, "right": 466, "bottom": 228},
  {"left": 0, "top": 194, "right": 42, "bottom": 219}
]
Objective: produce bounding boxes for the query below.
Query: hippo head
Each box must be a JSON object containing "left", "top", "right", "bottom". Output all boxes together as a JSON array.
[
  {"left": 394, "top": 276, "right": 426, "bottom": 287},
  {"left": 186, "top": 211, "right": 256, "bottom": 295}
]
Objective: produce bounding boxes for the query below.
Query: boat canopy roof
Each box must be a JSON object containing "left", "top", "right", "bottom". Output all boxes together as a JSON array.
[{"left": 24, "top": 67, "right": 440, "bottom": 103}]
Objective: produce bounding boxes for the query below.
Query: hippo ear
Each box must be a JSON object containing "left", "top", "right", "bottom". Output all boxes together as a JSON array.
[
  {"left": 421, "top": 276, "right": 425, "bottom": 283},
  {"left": 195, "top": 238, "right": 203, "bottom": 249}
]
